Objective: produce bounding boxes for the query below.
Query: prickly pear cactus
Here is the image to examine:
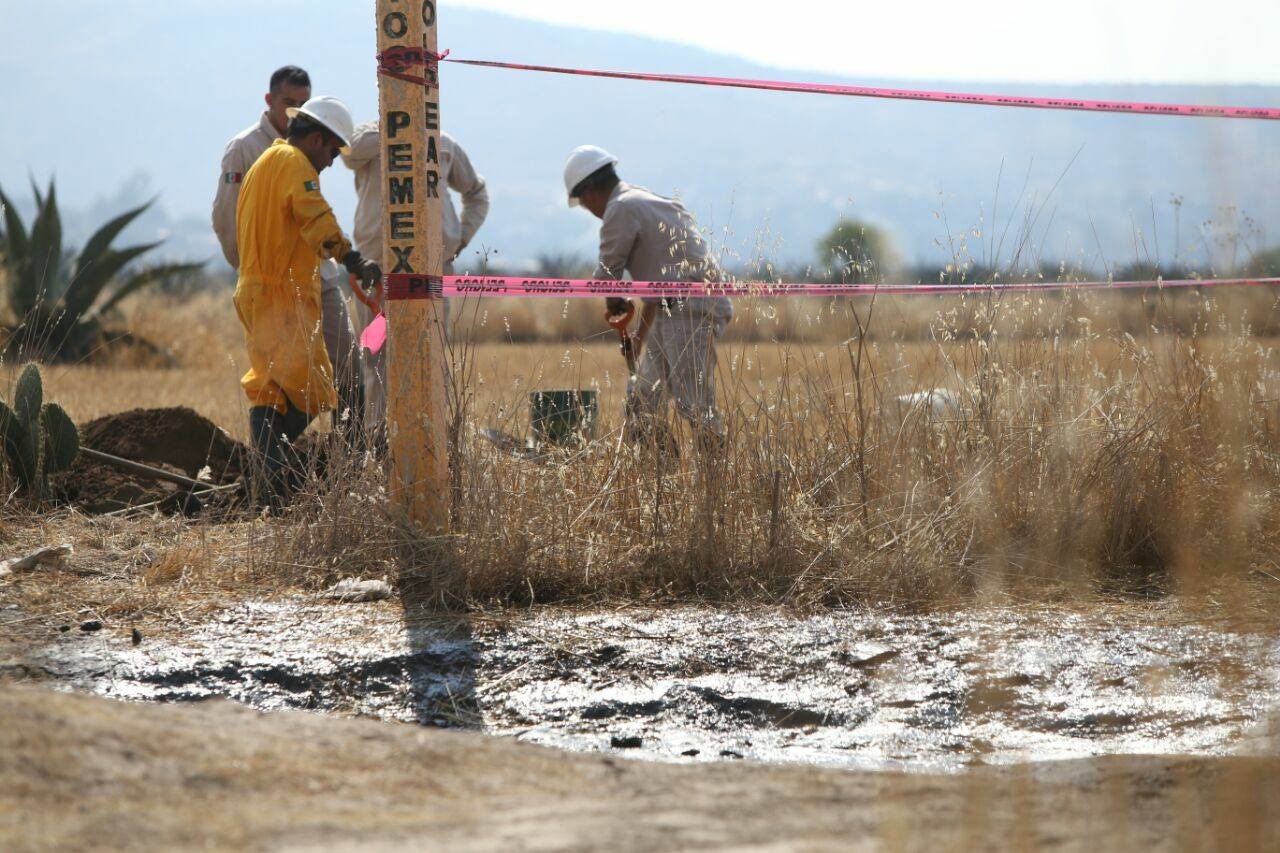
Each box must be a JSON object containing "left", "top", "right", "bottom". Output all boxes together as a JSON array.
[
  {"left": 0, "top": 365, "right": 42, "bottom": 494},
  {"left": 0, "top": 363, "right": 80, "bottom": 501},
  {"left": 13, "top": 363, "right": 43, "bottom": 426},
  {"left": 0, "top": 399, "right": 33, "bottom": 491},
  {"left": 41, "top": 403, "right": 79, "bottom": 476}
]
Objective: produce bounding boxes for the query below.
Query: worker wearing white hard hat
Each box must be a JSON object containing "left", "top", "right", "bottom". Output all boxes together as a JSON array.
[
  {"left": 212, "top": 69, "right": 363, "bottom": 469},
  {"left": 232, "top": 95, "right": 382, "bottom": 505},
  {"left": 286, "top": 95, "right": 356, "bottom": 154},
  {"left": 564, "top": 146, "right": 733, "bottom": 451},
  {"left": 563, "top": 145, "right": 619, "bottom": 207}
]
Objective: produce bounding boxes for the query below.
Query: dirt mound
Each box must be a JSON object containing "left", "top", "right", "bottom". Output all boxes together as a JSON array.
[
  {"left": 55, "top": 407, "right": 248, "bottom": 514},
  {"left": 80, "top": 407, "right": 245, "bottom": 479}
]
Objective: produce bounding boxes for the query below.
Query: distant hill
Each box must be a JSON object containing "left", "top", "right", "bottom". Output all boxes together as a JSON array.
[{"left": 2, "top": 3, "right": 1276, "bottom": 274}]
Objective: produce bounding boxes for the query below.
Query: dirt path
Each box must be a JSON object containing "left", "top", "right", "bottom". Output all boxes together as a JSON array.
[{"left": 2, "top": 687, "right": 1277, "bottom": 852}]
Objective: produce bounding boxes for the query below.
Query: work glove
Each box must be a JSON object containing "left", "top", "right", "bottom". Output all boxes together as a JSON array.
[
  {"left": 605, "top": 296, "right": 632, "bottom": 320},
  {"left": 342, "top": 251, "right": 384, "bottom": 311},
  {"left": 342, "top": 251, "right": 383, "bottom": 291}
]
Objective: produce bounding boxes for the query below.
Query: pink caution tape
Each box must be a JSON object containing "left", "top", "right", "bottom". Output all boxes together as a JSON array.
[
  {"left": 367, "top": 276, "right": 1277, "bottom": 344},
  {"left": 440, "top": 275, "right": 1280, "bottom": 298},
  {"left": 377, "top": 47, "right": 450, "bottom": 89},
  {"left": 364, "top": 276, "right": 1279, "bottom": 347},
  {"left": 386, "top": 273, "right": 445, "bottom": 301},
  {"left": 445, "top": 58, "right": 1280, "bottom": 121}
]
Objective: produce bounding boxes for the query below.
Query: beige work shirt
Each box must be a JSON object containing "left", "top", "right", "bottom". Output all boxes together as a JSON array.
[
  {"left": 212, "top": 112, "right": 283, "bottom": 268},
  {"left": 593, "top": 182, "right": 732, "bottom": 320},
  {"left": 342, "top": 124, "right": 490, "bottom": 263}
]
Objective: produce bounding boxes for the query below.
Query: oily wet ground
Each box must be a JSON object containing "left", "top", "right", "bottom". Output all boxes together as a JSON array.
[{"left": 15, "top": 602, "right": 1280, "bottom": 772}]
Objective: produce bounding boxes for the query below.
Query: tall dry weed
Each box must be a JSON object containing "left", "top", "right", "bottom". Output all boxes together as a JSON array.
[{"left": 248, "top": 286, "right": 1280, "bottom": 611}]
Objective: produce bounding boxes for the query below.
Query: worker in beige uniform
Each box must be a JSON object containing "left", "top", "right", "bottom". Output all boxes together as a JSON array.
[
  {"left": 564, "top": 146, "right": 733, "bottom": 449},
  {"left": 342, "top": 123, "right": 490, "bottom": 428},
  {"left": 212, "top": 66, "right": 362, "bottom": 427}
]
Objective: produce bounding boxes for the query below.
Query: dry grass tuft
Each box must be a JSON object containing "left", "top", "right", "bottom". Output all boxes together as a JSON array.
[{"left": 141, "top": 544, "right": 199, "bottom": 588}]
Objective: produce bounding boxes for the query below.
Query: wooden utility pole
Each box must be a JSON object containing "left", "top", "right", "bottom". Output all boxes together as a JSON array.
[{"left": 375, "top": 0, "right": 450, "bottom": 531}]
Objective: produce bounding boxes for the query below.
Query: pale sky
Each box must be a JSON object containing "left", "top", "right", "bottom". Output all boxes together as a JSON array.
[{"left": 447, "top": 0, "right": 1280, "bottom": 85}]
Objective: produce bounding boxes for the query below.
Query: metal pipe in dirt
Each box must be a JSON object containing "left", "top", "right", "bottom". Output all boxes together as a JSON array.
[{"left": 79, "top": 447, "right": 228, "bottom": 493}]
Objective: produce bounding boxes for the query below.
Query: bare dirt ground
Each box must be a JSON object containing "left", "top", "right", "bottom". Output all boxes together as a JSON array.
[{"left": 3, "top": 685, "right": 1278, "bottom": 852}]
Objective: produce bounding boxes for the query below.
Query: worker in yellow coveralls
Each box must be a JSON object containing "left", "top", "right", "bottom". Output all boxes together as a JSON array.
[{"left": 233, "top": 95, "right": 382, "bottom": 505}]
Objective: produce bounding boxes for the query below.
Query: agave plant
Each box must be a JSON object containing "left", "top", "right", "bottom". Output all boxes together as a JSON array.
[{"left": 0, "top": 178, "right": 203, "bottom": 362}]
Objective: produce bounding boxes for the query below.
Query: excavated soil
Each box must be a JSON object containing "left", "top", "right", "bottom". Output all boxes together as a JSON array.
[{"left": 54, "top": 407, "right": 247, "bottom": 514}]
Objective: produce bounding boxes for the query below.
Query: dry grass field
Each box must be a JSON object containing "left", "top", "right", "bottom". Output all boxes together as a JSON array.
[{"left": 2, "top": 282, "right": 1280, "bottom": 625}]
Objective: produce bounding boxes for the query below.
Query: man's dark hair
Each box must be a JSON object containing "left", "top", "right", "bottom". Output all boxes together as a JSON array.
[
  {"left": 571, "top": 164, "right": 619, "bottom": 199},
  {"left": 270, "top": 65, "right": 311, "bottom": 92},
  {"left": 287, "top": 114, "right": 330, "bottom": 143}
]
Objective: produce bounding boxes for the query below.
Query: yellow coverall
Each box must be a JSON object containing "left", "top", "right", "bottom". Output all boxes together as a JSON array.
[{"left": 233, "top": 139, "right": 353, "bottom": 416}]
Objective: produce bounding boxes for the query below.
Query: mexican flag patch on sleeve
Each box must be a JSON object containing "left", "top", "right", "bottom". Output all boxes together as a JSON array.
[
  {"left": 303, "top": 180, "right": 319, "bottom": 192},
  {"left": 224, "top": 172, "right": 243, "bottom": 184}
]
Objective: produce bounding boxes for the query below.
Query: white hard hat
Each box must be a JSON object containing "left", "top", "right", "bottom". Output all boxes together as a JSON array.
[
  {"left": 287, "top": 96, "right": 355, "bottom": 153},
  {"left": 563, "top": 145, "right": 619, "bottom": 207}
]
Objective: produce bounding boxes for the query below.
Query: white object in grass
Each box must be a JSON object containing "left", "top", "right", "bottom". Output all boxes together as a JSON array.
[
  {"left": 324, "top": 578, "right": 393, "bottom": 603},
  {"left": 0, "top": 543, "right": 73, "bottom": 578},
  {"left": 896, "top": 389, "right": 963, "bottom": 418}
]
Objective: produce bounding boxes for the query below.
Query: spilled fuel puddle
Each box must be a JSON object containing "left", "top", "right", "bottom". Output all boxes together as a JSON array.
[{"left": 19, "top": 602, "right": 1280, "bottom": 771}]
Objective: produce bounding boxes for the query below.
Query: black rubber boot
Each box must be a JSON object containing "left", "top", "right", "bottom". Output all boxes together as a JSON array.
[{"left": 248, "top": 403, "right": 311, "bottom": 508}]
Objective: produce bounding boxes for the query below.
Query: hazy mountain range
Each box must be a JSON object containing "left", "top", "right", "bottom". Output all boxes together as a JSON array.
[{"left": 3, "top": 2, "right": 1277, "bottom": 277}]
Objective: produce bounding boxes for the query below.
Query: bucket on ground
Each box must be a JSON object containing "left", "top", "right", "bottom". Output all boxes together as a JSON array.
[{"left": 530, "top": 389, "right": 598, "bottom": 447}]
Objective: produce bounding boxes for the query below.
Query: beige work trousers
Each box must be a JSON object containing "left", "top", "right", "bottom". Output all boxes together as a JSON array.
[
  {"left": 626, "top": 305, "right": 726, "bottom": 442},
  {"left": 318, "top": 260, "right": 361, "bottom": 418},
  {"left": 351, "top": 263, "right": 453, "bottom": 433}
]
